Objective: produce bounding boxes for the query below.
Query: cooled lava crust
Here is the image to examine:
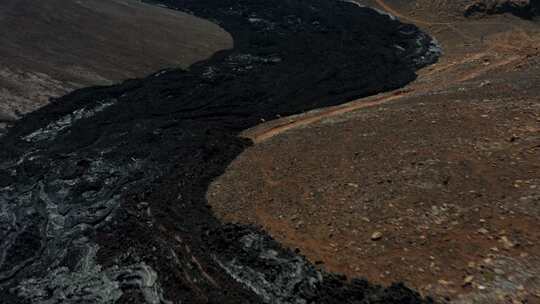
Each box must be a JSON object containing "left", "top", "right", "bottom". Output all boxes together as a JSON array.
[
  {"left": 0, "top": 0, "right": 440, "bottom": 303},
  {"left": 464, "top": 0, "right": 540, "bottom": 19}
]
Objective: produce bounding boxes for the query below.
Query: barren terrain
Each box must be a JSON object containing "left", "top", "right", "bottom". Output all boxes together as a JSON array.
[
  {"left": 0, "top": 0, "right": 231, "bottom": 131},
  {"left": 208, "top": 1, "right": 540, "bottom": 302},
  {"left": 0, "top": 1, "right": 440, "bottom": 302}
]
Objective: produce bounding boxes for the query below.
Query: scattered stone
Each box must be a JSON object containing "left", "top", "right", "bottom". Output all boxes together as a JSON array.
[
  {"left": 494, "top": 268, "right": 505, "bottom": 275},
  {"left": 478, "top": 228, "right": 489, "bottom": 235},
  {"left": 371, "top": 231, "right": 383, "bottom": 241},
  {"left": 500, "top": 236, "right": 515, "bottom": 249},
  {"left": 137, "top": 201, "right": 149, "bottom": 210},
  {"left": 463, "top": 275, "right": 474, "bottom": 286},
  {"left": 509, "top": 134, "right": 520, "bottom": 142},
  {"left": 438, "top": 279, "right": 452, "bottom": 286},
  {"left": 479, "top": 80, "right": 491, "bottom": 87}
]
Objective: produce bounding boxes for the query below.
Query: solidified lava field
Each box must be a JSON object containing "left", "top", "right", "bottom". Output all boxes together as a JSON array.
[
  {"left": 0, "top": 0, "right": 232, "bottom": 129},
  {"left": 0, "top": 0, "right": 440, "bottom": 303}
]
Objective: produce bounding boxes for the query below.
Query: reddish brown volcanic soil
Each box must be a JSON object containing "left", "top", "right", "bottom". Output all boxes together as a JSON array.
[
  {"left": 0, "top": 0, "right": 231, "bottom": 127},
  {"left": 208, "top": 1, "right": 540, "bottom": 303}
]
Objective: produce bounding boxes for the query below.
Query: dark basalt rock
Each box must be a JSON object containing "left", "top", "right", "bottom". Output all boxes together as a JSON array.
[
  {"left": 464, "top": 0, "right": 540, "bottom": 19},
  {"left": 209, "top": 224, "right": 432, "bottom": 304},
  {"left": 0, "top": 0, "right": 440, "bottom": 303}
]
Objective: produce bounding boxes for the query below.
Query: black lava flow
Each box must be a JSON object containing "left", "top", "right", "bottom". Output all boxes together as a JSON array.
[
  {"left": 465, "top": 0, "right": 540, "bottom": 19},
  {"left": 0, "top": 0, "right": 441, "bottom": 303}
]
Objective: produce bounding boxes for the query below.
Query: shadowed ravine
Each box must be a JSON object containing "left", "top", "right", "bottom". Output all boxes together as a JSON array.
[{"left": 0, "top": 0, "right": 440, "bottom": 303}]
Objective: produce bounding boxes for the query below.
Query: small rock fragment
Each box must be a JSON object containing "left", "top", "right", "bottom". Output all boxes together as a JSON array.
[
  {"left": 500, "top": 236, "right": 515, "bottom": 249},
  {"left": 478, "top": 228, "right": 489, "bottom": 235},
  {"left": 463, "top": 275, "right": 474, "bottom": 286},
  {"left": 479, "top": 80, "right": 491, "bottom": 87},
  {"left": 371, "top": 231, "right": 383, "bottom": 241},
  {"left": 438, "top": 279, "right": 452, "bottom": 286}
]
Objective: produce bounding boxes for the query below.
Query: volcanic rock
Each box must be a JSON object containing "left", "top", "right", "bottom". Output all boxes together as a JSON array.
[
  {"left": 0, "top": 0, "right": 440, "bottom": 303},
  {"left": 464, "top": 0, "right": 540, "bottom": 18}
]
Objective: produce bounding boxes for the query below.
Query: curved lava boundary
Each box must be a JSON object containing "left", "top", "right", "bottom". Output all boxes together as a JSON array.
[{"left": 0, "top": 0, "right": 440, "bottom": 303}]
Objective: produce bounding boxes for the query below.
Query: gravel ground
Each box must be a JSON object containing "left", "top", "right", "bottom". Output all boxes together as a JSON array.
[{"left": 208, "top": 2, "right": 540, "bottom": 302}]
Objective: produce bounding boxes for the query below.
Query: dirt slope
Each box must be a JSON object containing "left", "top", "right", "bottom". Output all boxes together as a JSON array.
[
  {"left": 0, "top": 0, "right": 232, "bottom": 129},
  {"left": 208, "top": 1, "right": 540, "bottom": 303}
]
